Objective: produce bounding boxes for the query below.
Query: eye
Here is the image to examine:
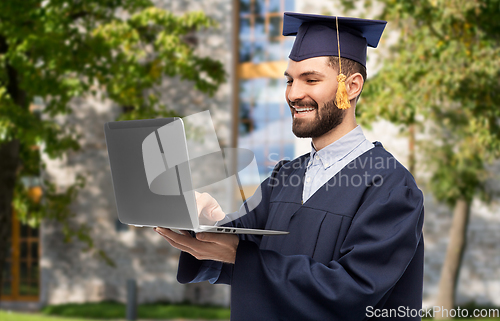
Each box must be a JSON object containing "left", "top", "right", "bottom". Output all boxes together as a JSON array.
[
  {"left": 307, "top": 79, "right": 319, "bottom": 83},
  {"left": 286, "top": 79, "right": 293, "bottom": 85}
]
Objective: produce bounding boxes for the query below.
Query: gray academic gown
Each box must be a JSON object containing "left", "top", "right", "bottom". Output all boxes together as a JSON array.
[{"left": 178, "top": 142, "right": 425, "bottom": 321}]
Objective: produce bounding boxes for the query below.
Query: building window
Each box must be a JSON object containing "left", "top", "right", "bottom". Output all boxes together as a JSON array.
[
  {"left": 237, "top": 0, "right": 296, "bottom": 185},
  {"left": 239, "top": 0, "right": 295, "bottom": 64},
  {"left": 1, "top": 212, "right": 40, "bottom": 301}
]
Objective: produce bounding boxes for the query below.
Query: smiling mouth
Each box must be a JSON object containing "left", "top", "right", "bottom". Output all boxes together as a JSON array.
[{"left": 293, "top": 106, "right": 316, "bottom": 114}]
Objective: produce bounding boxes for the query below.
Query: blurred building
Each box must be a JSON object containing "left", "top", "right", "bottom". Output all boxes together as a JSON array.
[{"left": 2, "top": 0, "right": 499, "bottom": 312}]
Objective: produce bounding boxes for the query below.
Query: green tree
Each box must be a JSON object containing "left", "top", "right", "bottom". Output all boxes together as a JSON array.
[
  {"left": 0, "top": 0, "right": 225, "bottom": 297},
  {"left": 341, "top": 0, "right": 500, "bottom": 317}
]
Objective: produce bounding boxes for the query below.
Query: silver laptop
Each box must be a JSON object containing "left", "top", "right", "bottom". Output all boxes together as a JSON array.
[{"left": 104, "top": 116, "right": 288, "bottom": 235}]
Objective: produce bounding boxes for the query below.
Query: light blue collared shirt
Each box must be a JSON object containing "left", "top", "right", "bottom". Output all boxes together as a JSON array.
[{"left": 302, "top": 125, "right": 374, "bottom": 203}]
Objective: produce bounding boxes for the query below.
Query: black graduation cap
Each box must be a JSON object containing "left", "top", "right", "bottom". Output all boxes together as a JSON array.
[{"left": 283, "top": 12, "right": 387, "bottom": 68}]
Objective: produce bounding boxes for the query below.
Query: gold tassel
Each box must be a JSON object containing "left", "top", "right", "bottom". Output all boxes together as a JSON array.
[
  {"left": 335, "top": 16, "right": 350, "bottom": 110},
  {"left": 336, "top": 73, "right": 350, "bottom": 110}
]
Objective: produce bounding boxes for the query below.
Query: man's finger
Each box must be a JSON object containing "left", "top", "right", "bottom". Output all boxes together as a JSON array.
[
  {"left": 208, "top": 207, "right": 225, "bottom": 221},
  {"left": 196, "top": 192, "right": 213, "bottom": 218},
  {"left": 157, "top": 227, "right": 215, "bottom": 252},
  {"left": 196, "top": 232, "right": 225, "bottom": 242},
  {"left": 159, "top": 232, "right": 221, "bottom": 261},
  {"left": 163, "top": 237, "right": 202, "bottom": 258},
  {"left": 195, "top": 192, "right": 226, "bottom": 222},
  {"left": 196, "top": 232, "right": 238, "bottom": 245},
  {"left": 156, "top": 227, "right": 193, "bottom": 244},
  {"left": 156, "top": 230, "right": 201, "bottom": 256}
]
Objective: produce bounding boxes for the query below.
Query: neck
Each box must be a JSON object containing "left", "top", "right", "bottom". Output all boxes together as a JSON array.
[{"left": 312, "top": 113, "right": 357, "bottom": 151}]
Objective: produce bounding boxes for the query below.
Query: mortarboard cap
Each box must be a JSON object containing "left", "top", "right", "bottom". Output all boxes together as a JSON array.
[{"left": 283, "top": 12, "right": 387, "bottom": 67}]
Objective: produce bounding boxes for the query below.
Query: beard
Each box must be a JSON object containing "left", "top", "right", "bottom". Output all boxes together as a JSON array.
[{"left": 290, "top": 98, "right": 346, "bottom": 138}]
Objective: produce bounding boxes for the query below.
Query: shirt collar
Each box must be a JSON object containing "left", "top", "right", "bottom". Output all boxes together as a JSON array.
[{"left": 308, "top": 125, "right": 368, "bottom": 169}]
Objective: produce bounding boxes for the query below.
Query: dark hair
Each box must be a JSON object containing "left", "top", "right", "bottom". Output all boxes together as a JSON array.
[
  {"left": 327, "top": 56, "right": 367, "bottom": 82},
  {"left": 327, "top": 56, "right": 366, "bottom": 100}
]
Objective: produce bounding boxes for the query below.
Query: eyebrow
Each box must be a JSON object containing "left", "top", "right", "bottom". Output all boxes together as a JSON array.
[{"left": 284, "top": 70, "right": 326, "bottom": 78}]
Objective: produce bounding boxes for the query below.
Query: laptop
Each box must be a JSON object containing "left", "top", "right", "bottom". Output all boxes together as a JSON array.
[{"left": 104, "top": 115, "right": 288, "bottom": 235}]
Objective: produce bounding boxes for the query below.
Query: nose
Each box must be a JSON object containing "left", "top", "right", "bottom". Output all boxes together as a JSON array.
[{"left": 286, "top": 81, "right": 306, "bottom": 104}]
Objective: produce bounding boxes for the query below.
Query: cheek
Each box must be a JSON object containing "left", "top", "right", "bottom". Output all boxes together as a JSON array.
[
  {"left": 309, "top": 92, "right": 331, "bottom": 107},
  {"left": 316, "top": 84, "right": 337, "bottom": 103}
]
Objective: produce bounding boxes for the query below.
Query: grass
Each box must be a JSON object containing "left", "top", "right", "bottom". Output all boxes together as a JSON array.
[
  {"left": 0, "top": 310, "right": 95, "bottom": 321},
  {"left": 40, "top": 301, "right": 230, "bottom": 320}
]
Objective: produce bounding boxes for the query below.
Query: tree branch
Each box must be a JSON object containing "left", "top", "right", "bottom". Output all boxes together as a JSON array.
[
  {"left": 1, "top": 34, "right": 28, "bottom": 109},
  {"left": 0, "top": 34, "right": 7, "bottom": 54}
]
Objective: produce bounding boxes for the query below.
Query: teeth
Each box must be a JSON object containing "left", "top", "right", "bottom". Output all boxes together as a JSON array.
[{"left": 294, "top": 107, "right": 315, "bottom": 113}]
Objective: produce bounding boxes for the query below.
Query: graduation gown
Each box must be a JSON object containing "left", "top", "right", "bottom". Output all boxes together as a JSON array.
[{"left": 178, "top": 142, "right": 425, "bottom": 321}]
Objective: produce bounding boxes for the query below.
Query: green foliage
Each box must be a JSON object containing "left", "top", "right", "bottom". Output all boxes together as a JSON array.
[
  {"left": 345, "top": 0, "right": 500, "bottom": 205},
  {"left": 0, "top": 0, "right": 226, "bottom": 264}
]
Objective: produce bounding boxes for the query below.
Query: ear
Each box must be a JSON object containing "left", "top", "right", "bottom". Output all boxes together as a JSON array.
[{"left": 346, "top": 73, "right": 364, "bottom": 101}]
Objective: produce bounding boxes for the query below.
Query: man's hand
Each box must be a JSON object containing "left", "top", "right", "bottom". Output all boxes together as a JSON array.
[
  {"left": 155, "top": 227, "right": 239, "bottom": 264},
  {"left": 195, "top": 191, "right": 226, "bottom": 224}
]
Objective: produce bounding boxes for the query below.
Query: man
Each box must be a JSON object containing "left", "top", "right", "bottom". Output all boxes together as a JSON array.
[{"left": 155, "top": 12, "right": 424, "bottom": 321}]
